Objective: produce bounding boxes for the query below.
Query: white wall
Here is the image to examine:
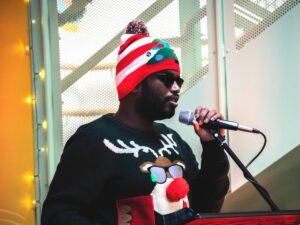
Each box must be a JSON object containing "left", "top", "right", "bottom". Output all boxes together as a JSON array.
[
  {"left": 226, "top": 4, "right": 300, "bottom": 191},
  {"left": 165, "top": 3, "right": 300, "bottom": 192}
]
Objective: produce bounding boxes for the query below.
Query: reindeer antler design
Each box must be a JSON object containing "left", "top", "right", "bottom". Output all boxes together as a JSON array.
[
  {"left": 103, "top": 139, "right": 159, "bottom": 158},
  {"left": 158, "top": 134, "right": 179, "bottom": 156},
  {"left": 103, "top": 134, "right": 179, "bottom": 158}
]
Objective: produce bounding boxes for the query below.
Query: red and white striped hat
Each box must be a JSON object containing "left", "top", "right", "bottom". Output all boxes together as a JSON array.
[{"left": 116, "top": 20, "right": 180, "bottom": 100}]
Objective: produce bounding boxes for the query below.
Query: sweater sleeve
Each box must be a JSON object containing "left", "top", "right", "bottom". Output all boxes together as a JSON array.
[
  {"left": 41, "top": 131, "right": 109, "bottom": 225},
  {"left": 187, "top": 139, "right": 230, "bottom": 213}
]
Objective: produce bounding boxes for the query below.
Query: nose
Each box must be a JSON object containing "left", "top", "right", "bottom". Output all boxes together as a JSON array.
[{"left": 170, "top": 80, "right": 181, "bottom": 93}]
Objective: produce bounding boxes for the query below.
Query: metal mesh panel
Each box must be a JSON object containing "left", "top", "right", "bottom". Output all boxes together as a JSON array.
[
  {"left": 57, "top": 0, "right": 209, "bottom": 144},
  {"left": 234, "top": 0, "right": 299, "bottom": 50}
]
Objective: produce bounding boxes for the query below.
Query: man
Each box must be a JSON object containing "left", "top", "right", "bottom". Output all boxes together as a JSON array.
[{"left": 42, "top": 20, "right": 229, "bottom": 225}]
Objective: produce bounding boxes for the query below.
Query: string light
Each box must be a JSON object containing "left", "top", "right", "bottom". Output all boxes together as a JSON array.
[
  {"left": 28, "top": 0, "right": 46, "bottom": 216},
  {"left": 42, "top": 120, "right": 47, "bottom": 130},
  {"left": 25, "top": 96, "right": 35, "bottom": 104},
  {"left": 32, "top": 200, "right": 40, "bottom": 206},
  {"left": 22, "top": 195, "right": 39, "bottom": 209},
  {"left": 39, "top": 68, "right": 46, "bottom": 80},
  {"left": 24, "top": 173, "right": 35, "bottom": 184},
  {"left": 23, "top": 197, "right": 33, "bottom": 209},
  {"left": 25, "top": 46, "right": 30, "bottom": 55}
]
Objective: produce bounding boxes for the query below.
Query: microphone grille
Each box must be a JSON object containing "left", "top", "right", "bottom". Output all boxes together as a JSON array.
[{"left": 179, "top": 110, "right": 195, "bottom": 125}]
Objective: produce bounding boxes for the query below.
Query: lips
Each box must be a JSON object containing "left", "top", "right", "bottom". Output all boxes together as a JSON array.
[{"left": 166, "top": 95, "right": 179, "bottom": 107}]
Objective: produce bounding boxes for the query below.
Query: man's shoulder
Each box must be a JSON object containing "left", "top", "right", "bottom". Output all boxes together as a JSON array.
[
  {"left": 76, "top": 113, "right": 113, "bottom": 135},
  {"left": 153, "top": 122, "right": 172, "bottom": 132},
  {"left": 64, "top": 114, "right": 115, "bottom": 149},
  {"left": 153, "top": 122, "right": 181, "bottom": 139}
]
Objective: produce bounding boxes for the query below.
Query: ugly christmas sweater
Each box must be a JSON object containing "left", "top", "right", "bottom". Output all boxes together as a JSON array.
[{"left": 41, "top": 114, "right": 229, "bottom": 225}]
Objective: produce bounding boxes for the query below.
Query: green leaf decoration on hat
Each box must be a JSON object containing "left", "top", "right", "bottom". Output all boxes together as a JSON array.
[
  {"left": 147, "top": 39, "right": 178, "bottom": 65},
  {"left": 152, "top": 39, "right": 171, "bottom": 49},
  {"left": 147, "top": 48, "right": 178, "bottom": 64}
]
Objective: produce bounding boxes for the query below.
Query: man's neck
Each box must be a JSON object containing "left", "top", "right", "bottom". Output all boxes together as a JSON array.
[{"left": 114, "top": 105, "right": 154, "bottom": 132}]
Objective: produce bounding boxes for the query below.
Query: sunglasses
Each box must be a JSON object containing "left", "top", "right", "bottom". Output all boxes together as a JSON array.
[
  {"left": 148, "top": 165, "right": 183, "bottom": 184},
  {"left": 154, "top": 72, "right": 184, "bottom": 88}
]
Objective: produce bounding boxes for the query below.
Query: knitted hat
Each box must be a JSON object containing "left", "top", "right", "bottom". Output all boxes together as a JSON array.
[{"left": 116, "top": 20, "right": 180, "bottom": 100}]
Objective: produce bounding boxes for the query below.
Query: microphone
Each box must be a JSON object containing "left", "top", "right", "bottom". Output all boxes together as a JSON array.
[{"left": 179, "top": 110, "right": 260, "bottom": 133}]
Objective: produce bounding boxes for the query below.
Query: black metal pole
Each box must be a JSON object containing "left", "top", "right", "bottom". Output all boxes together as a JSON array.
[{"left": 209, "top": 129, "right": 280, "bottom": 211}]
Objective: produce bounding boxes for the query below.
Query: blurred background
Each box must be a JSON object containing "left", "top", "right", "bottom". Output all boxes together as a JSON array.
[{"left": 1, "top": 0, "right": 299, "bottom": 224}]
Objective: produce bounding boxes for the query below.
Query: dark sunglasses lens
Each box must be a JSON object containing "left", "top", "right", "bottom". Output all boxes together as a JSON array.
[
  {"left": 164, "top": 76, "right": 175, "bottom": 87},
  {"left": 176, "top": 77, "right": 184, "bottom": 87},
  {"left": 156, "top": 73, "right": 184, "bottom": 88}
]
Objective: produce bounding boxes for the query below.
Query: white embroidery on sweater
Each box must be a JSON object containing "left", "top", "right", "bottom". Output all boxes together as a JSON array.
[
  {"left": 103, "top": 134, "right": 179, "bottom": 158},
  {"left": 158, "top": 134, "right": 179, "bottom": 156},
  {"left": 103, "top": 139, "right": 158, "bottom": 158}
]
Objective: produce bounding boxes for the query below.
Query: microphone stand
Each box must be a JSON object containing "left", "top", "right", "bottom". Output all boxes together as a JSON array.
[{"left": 208, "top": 129, "right": 280, "bottom": 211}]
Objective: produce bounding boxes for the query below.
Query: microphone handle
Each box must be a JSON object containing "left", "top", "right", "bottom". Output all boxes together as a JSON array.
[{"left": 202, "top": 119, "right": 239, "bottom": 131}]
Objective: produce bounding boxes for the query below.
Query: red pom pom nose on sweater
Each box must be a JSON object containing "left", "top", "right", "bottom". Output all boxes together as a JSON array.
[{"left": 166, "top": 178, "right": 189, "bottom": 202}]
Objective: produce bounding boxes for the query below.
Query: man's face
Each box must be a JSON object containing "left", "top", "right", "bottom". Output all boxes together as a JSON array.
[{"left": 135, "top": 70, "right": 183, "bottom": 121}]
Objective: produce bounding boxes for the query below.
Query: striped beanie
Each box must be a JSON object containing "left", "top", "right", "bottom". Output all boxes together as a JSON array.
[{"left": 116, "top": 20, "right": 180, "bottom": 100}]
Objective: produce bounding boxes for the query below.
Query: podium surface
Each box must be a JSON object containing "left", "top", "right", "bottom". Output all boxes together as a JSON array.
[{"left": 186, "top": 210, "right": 300, "bottom": 225}]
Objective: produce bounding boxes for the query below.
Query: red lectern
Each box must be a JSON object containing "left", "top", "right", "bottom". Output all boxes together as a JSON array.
[{"left": 186, "top": 210, "right": 300, "bottom": 225}]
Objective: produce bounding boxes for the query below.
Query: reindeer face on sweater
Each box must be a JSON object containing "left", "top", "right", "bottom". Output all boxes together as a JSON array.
[
  {"left": 139, "top": 157, "right": 189, "bottom": 215},
  {"left": 103, "top": 133, "right": 190, "bottom": 216},
  {"left": 140, "top": 157, "right": 185, "bottom": 184}
]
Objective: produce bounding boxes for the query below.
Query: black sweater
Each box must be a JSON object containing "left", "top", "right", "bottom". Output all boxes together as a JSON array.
[{"left": 41, "top": 114, "right": 229, "bottom": 225}]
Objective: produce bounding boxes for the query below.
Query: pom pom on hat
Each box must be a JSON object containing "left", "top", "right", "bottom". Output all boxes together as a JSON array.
[
  {"left": 125, "top": 19, "right": 150, "bottom": 36},
  {"left": 116, "top": 20, "right": 180, "bottom": 100}
]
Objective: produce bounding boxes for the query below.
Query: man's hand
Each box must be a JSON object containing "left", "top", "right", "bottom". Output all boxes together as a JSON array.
[{"left": 192, "top": 107, "right": 225, "bottom": 142}]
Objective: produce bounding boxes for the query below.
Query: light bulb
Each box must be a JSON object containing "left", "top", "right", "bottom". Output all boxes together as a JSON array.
[
  {"left": 24, "top": 173, "right": 34, "bottom": 183},
  {"left": 42, "top": 120, "right": 47, "bottom": 130},
  {"left": 25, "top": 46, "right": 30, "bottom": 55},
  {"left": 25, "top": 96, "right": 34, "bottom": 104},
  {"left": 39, "top": 68, "right": 46, "bottom": 80}
]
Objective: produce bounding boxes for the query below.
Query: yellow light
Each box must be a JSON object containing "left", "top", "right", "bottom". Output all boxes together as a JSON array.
[
  {"left": 24, "top": 0, "right": 30, "bottom": 3},
  {"left": 40, "top": 147, "right": 45, "bottom": 152},
  {"left": 32, "top": 200, "right": 36, "bottom": 204},
  {"left": 24, "top": 173, "right": 34, "bottom": 183},
  {"left": 25, "top": 46, "right": 30, "bottom": 55},
  {"left": 22, "top": 197, "right": 33, "bottom": 209},
  {"left": 32, "top": 19, "right": 36, "bottom": 24},
  {"left": 25, "top": 96, "right": 34, "bottom": 104},
  {"left": 39, "top": 68, "right": 46, "bottom": 80},
  {"left": 42, "top": 120, "right": 47, "bottom": 130},
  {"left": 17, "top": 42, "right": 26, "bottom": 55}
]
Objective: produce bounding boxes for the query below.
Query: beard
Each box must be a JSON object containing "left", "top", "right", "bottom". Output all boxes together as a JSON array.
[{"left": 135, "top": 81, "right": 177, "bottom": 121}]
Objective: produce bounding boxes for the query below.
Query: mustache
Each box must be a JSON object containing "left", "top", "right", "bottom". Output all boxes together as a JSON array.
[{"left": 164, "top": 94, "right": 179, "bottom": 102}]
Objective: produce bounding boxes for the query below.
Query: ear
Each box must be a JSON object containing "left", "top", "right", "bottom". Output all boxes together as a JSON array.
[{"left": 132, "top": 82, "right": 143, "bottom": 94}]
